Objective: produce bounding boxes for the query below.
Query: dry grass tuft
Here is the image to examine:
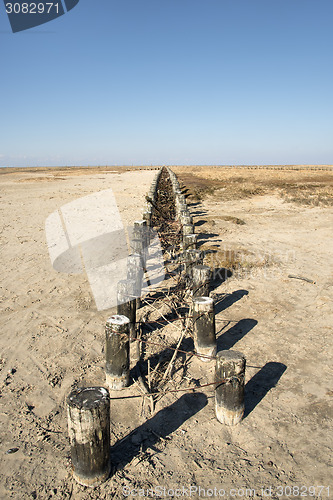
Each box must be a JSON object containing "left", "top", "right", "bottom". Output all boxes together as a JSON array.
[{"left": 203, "top": 246, "right": 273, "bottom": 273}]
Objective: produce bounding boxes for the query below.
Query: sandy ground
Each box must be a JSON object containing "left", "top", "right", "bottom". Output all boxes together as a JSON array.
[{"left": 0, "top": 167, "right": 332, "bottom": 500}]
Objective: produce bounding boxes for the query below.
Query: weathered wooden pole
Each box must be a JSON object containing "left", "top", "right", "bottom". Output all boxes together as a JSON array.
[
  {"left": 131, "top": 237, "right": 144, "bottom": 255},
  {"left": 192, "top": 296, "right": 216, "bottom": 361},
  {"left": 176, "top": 203, "right": 187, "bottom": 219},
  {"left": 180, "top": 209, "right": 191, "bottom": 219},
  {"left": 183, "top": 249, "right": 204, "bottom": 277},
  {"left": 176, "top": 194, "right": 186, "bottom": 205},
  {"left": 105, "top": 315, "right": 130, "bottom": 390},
  {"left": 148, "top": 185, "right": 157, "bottom": 199},
  {"left": 192, "top": 265, "right": 212, "bottom": 297},
  {"left": 215, "top": 350, "right": 246, "bottom": 425},
  {"left": 117, "top": 279, "right": 136, "bottom": 340},
  {"left": 127, "top": 253, "right": 143, "bottom": 308},
  {"left": 182, "top": 223, "right": 195, "bottom": 236},
  {"left": 133, "top": 219, "right": 147, "bottom": 238},
  {"left": 180, "top": 214, "right": 193, "bottom": 226},
  {"left": 133, "top": 219, "right": 148, "bottom": 264},
  {"left": 175, "top": 193, "right": 186, "bottom": 212},
  {"left": 143, "top": 208, "right": 152, "bottom": 227},
  {"left": 183, "top": 233, "right": 198, "bottom": 251},
  {"left": 171, "top": 179, "right": 180, "bottom": 191},
  {"left": 67, "top": 386, "right": 111, "bottom": 487},
  {"left": 131, "top": 237, "right": 146, "bottom": 269}
]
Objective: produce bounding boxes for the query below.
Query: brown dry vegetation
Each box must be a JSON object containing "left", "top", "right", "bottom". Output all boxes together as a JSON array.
[
  {"left": 203, "top": 247, "right": 273, "bottom": 274},
  {"left": 173, "top": 166, "right": 333, "bottom": 206},
  {"left": 171, "top": 166, "right": 333, "bottom": 275}
]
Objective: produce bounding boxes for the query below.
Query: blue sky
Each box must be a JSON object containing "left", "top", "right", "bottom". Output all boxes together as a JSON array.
[{"left": 1, "top": 0, "right": 332, "bottom": 167}]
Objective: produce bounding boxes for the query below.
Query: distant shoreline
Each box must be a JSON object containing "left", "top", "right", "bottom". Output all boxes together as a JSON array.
[{"left": 1, "top": 164, "right": 333, "bottom": 174}]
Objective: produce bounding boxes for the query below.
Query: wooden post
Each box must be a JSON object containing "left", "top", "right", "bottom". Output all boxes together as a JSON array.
[
  {"left": 176, "top": 192, "right": 186, "bottom": 202},
  {"left": 192, "top": 296, "right": 216, "bottom": 361},
  {"left": 143, "top": 209, "right": 152, "bottom": 227},
  {"left": 175, "top": 193, "right": 186, "bottom": 208},
  {"left": 127, "top": 253, "right": 143, "bottom": 308},
  {"left": 192, "top": 265, "right": 212, "bottom": 297},
  {"left": 180, "top": 209, "right": 191, "bottom": 219},
  {"left": 176, "top": 203, "right": 187, "bottom": 218},
  {"left": 183, "top": 249, "right": 204, "bottom": 277},
  {"left": 131, "top": 237, "right": 144, "bottom": 254},
  {"left": 117, "top": 279, "right": 136, "bottom": 340},
  {"left": 180, "top": 214, "right": 193, "bottom": 226},
  {"left": 67, "top": 387, "right": 111, "bottom": 487},
  {"left": 149, "top": 185, "right": 157, "bottom": 198},
  {"left": 215, "top": 350, "right": 246, "bottom": 425},
  {"left": 183, "top": 223, "right": 195, "bottom": 236},
  {"left": 133, "top": 219, "right": 147, "bottom": 236},
  {"left": 131, "top": 237, "right": 146, "bottom": 268},
  {"left": 133, "top": 219, "right": 148, "bottom": 264},
  {"left": 105, "top": 315, "right": 130, "bottom": 390},
  {"left": 171, "top": 180, "right": 180, "bottom": 191},
  {"left": 183, "top": 233, "right": 198, "bottom": 251}
]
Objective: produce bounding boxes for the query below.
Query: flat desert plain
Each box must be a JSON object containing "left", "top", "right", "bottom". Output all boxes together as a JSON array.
[{"left": 0, "top": 166, "right": 332, "bottom": 499}]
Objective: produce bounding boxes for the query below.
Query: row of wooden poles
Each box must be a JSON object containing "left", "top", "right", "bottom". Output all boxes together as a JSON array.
[{"left": 66, "top": 167, "right": 246, "bottom": 487}]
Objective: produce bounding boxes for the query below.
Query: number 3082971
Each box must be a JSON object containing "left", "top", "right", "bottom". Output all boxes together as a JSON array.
[{"left": 5, "top": 3, "right": 60, "bottom": 14}]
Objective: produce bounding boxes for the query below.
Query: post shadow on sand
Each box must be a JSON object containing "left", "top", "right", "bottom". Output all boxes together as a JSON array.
[
  {"left": 186, "top": 202, "right": 208, "bottom": 216},
  {"left": 194, "top": 219, "right": 209, "bottom": 228},
  {"left": 110, "top": 393, "right": 208, "bottom": 470},
  {"left": 189, "top": 211, "right": 209, "bottom": 218},
  {"left": 244, "top": 362, "right": 287, "bottom": 418},
  {"left": 197, "top": 233, "right": 222, "bottom": 245},
  {"left": 217, "top": 318, "right": 258, "bottom": 351},
  {"left": 214, "top": 289, "right": 248, "bottom": 314},
  {"left": 187, "top": 202, "right": 203, "bottom": 208},
  {"left": 210, "top": 267, "right": 233, "bottom": 289}
]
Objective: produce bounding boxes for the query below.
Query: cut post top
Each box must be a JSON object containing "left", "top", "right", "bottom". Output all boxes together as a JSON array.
[
  {"left": 67, "top": 387, "right": 110, "bottom": 410},
  {"left": 216, "top": 350, "right": 245, "bottom": 362},
  {"left": 193, "top": 296, "right": 214, "bottom": 305},
  {"left": 193, "top": 264, "right": 211, "bottom": 273},
  {"left": 184, "top": 233, "right": 198, "bottom": 242},
  {"left": 193, "top": 296, "right": 214, "bottom": 313},
  {"left": 134, "top": 220, "right": 147, "bottom": 227},
  {"left": 184, "top": 248, "right": 203, "bottom": 259},
  {"left": 106, "top": 315, "right": 130, "bottom": 326}
]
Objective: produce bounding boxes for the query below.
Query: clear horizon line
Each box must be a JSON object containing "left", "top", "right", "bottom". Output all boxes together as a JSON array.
[{"left": 1, "top": 163, "right": 333, "bottom": 170}]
